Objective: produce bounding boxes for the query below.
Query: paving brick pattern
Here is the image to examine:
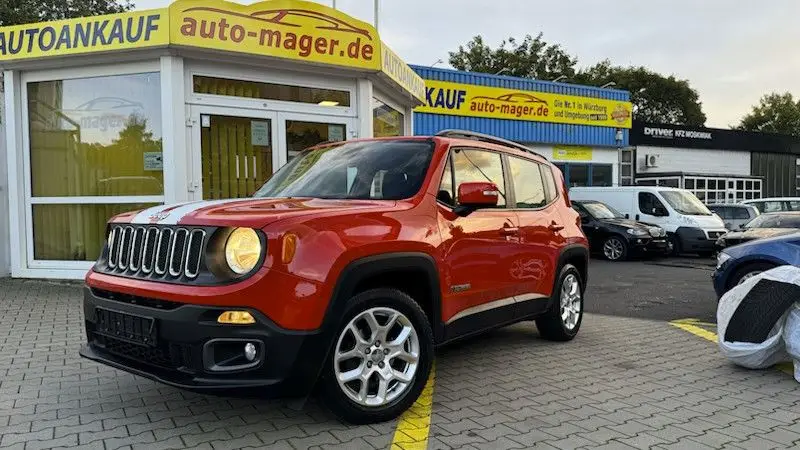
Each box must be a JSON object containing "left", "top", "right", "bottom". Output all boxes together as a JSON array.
[{"left": 3, "top": 278, "right": 800, "bottom": 449}]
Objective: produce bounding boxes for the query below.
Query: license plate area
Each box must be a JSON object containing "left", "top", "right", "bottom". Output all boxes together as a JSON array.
[{"left": 96, "top": 307, "right": 157, "bottom": 346}]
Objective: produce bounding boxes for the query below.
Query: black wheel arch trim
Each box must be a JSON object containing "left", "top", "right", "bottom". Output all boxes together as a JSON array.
[
  {"left": 556, "top": 244, "right": 589, "bottom": 293},
  {"left": 293, "top": 252, "right": 442, "bottom": 397}
]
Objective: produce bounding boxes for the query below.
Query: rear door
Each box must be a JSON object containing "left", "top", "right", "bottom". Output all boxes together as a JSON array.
[
  {"left": 507, "top": 155, "right": 565, "bottom": 312},
  {"left": 436, "top": 147, "right": 523, "bottom": 332}
]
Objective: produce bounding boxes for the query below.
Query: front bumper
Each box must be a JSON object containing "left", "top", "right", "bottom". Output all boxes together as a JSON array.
[
  {"left": 630, "top": 236, "right": 669, "bottom": 254},
  {"left": 79, "top": 287, "right": 323, "bottom": 395},
  {"left": 675, "top": 227, "right": 721, "bottom": 253}
]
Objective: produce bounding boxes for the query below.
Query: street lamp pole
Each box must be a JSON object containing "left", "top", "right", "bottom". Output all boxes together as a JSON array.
[{"left": 374, "top": 0, "right": 380, "bottom": 31}]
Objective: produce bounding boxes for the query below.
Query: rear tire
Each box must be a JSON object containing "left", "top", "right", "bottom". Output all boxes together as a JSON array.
[
  {"left": 536, "top": 264, "right": 584, "bottom": 341},
  {"left": 320, "top": 288, "right": 433, "bottom": 425}
]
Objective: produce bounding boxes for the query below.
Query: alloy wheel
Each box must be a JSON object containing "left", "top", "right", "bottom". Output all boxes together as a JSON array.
[
  {"left": 603, "top": 238, "right": 625, "bottom": 260},
  {"left": 333, "top": 307, "right": 420, "bottom": 408},
  {"left": 560, "top": 274, "right": 582, "bottom": 330}
]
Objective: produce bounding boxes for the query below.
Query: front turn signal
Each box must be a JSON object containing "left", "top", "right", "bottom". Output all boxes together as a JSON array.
[
  {"left": 217, "top": 311, "right": 256, "bottom": 325},
  {"left": 282, "top": 233, "right": 298, "bottom": 264}
]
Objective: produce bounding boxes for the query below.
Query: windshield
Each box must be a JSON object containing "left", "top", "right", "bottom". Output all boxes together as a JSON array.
[
  {"left": 254, "top": 140, "right": 434, "bottom": 200},
  {"left": 583, "top": 202, "right": 624, "bottom": 219},
  {"left": 659, "top": 190, "right": 712, "bottom": 215},
  {"left": 744, "top": 214, "right": 800, "bottom": 229}
]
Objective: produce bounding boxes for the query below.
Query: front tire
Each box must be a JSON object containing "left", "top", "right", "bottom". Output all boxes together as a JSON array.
[
  {"left": 536, "top": 264, "right": 584, "bottom": 341},
  {"left": 320, "top": 288, "right": 433, "bottom": 424},
  {"left": 602, "top": 236, "right": 628, "bottom": 261},
  {"left": 666, "top": 233, "right": 681, "bottom": 256}
]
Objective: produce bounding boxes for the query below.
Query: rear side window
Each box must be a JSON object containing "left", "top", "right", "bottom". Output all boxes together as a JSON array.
[
  {"left": 541, "top": 165, "right": 559, "bottom": 203},
  {"left": 712, "top": 207, "right": 731, "bottom": 219},
  {"left": 509, "top": 156, "right": 546, "bottom": 209}
]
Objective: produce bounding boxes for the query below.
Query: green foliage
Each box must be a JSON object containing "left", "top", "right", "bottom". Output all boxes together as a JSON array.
[
  {"left": 738, "top": 92, "right": 800, "bottom": 136},
  {"left": 448, "top": 33, "right": 578, "bottom": 80},
  {"left": 0, "top": 0, "right": 133, "bottom": 26},
  {"left": 574, "top": 60, "right": 706, "bottom": 126}
]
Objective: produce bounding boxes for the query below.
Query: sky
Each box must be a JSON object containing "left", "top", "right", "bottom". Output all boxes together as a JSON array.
[{"left": 136, "top": 0, "right": 800, "bottom": 129}]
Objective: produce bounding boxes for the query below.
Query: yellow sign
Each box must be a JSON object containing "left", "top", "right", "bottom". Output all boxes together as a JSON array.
[
  {"left": 416, "top": 80, "right": 633, "bottom": 129},
  {"left": 380, "top": 43, "right": 425, "bottom": 102},
  {"left": 0, "top": 9, "right": 169, "bottom": 61},
  {"left": 169, "top": 0, "right": 380, "bottom": 70},
  {"left": 553, "top": 146, "right": 593, "bottom": 161}
]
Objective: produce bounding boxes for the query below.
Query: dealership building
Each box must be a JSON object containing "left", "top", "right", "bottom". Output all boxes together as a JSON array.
[
  {"left": 629, "top": 121, "right": 800, "bottom": 203},
  {"left": 0, "top": 0, "right": 426, "bottom": 279}
]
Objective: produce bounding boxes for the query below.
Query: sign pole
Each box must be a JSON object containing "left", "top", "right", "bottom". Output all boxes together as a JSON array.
[{"left": 374, "top": 0, "right": 379, "bottom": 30}]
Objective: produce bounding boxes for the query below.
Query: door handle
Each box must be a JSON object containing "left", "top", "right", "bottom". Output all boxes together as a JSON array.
[
  {"left": 635, "top": 214, "right": 640, "bottom": 221},
  {"left": 500, "top": 227, "right": 519, "bottom": 235},
  {"left": 549, "top": 223, "right": 565, "bottom": 232}
]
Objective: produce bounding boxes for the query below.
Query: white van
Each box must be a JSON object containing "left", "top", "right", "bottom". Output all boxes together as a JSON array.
[{"left": 568, "top": 187, "right": 727, "bottom": 256}]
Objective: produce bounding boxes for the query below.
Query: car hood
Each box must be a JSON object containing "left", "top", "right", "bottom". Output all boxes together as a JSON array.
[
  {"left": 598, "top": 218, "right": 654, "bottom": 231},
  {"left": 721, "top": 228, "right": 799, "bottom": 241},
  {"left": 112, "top": 197, "right": 398, "bottom": 228}
]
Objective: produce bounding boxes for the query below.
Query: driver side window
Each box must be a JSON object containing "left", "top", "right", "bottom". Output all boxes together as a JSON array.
[
  {"left": 451, "top": 149, "right": 506, "bottom": 207},
  {"left": 639, "top": 192, "right": 667, "bottom": 216}
]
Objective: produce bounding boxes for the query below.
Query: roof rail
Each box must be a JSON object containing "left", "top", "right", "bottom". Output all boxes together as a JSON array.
[{"left": 435, "top": 129, "right": 548, "bottom": 160}]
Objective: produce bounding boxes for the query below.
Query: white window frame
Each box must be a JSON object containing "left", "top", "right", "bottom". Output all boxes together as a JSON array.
[
  {"left": 184, "top": 60, "right": 358, "bottom": 118},
  {"left": 15, "top": 60, "right": 164, "bottom": 276}
]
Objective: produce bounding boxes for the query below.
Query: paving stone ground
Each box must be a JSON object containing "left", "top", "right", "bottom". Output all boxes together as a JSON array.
[{"left": 2, "top": 278, "right": 800, "bottom": 449}]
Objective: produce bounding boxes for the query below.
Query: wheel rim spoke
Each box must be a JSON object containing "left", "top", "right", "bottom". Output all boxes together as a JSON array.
[
  {"left": 559, "top": 275, "right": 581, "bottom": 331},
  {"left": 338, "top": 367, "right": 362, "bottom": 383}
]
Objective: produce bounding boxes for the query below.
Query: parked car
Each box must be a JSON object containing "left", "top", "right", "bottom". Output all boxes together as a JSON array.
[
  {"left": 78, "top": 130, "right": 590, "bottom": 424},
  {"left": 713, "top": 231, "right": 800, "bottom": 298},
  {"left": 571, "top": 200, "right": 668, "bottom": 261},
  {"left": 707, "top": 203, "right": 760, "bottom": 231},
  {"left": 568, "top": 186, "right": 727, "bottom": 257},
  {"left": 741, "top": 197, "right": 800, "bottom": 213},
  {"left": 715, "top": 212, "right": 800, "bottom": 251}
]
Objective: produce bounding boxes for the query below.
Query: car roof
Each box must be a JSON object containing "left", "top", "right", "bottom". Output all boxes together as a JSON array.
[
  {"left": 759, "top": 211, "right": 800, "bottom": 216},
  {"left": 708, "top": 203, "right": 753, "bottom": 208},
  {"left": 743, "top": 197, "right": 800, "bottom": 202}
]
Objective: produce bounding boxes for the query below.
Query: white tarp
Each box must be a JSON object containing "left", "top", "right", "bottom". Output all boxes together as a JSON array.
[{"left": 717, "top": 266, "right": 800, "bottom": 369}]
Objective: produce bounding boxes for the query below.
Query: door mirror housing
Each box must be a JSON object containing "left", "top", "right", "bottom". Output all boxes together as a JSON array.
[
  {"left": 580, "top": 216, "right": 591, "bottom": 224},
  {"left": 455, "top": 182, "right": 499, "bottom": 216}
]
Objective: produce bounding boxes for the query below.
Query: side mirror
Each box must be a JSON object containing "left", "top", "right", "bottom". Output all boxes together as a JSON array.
[
  {"left": 455, "top": 182, "right": 499, "bottom": 216},
  {"left": 581, "top": 216, "right": 590, "bottom": 224}
]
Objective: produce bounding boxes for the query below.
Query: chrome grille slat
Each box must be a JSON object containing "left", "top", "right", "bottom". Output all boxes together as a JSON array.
[{"left": 105, "top": 225, "right": 206, "bottom": 281}]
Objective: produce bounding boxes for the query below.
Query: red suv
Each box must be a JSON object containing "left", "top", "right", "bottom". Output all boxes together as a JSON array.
[{"left": 80, "top": 130, "right": 589, "bottom": 424}]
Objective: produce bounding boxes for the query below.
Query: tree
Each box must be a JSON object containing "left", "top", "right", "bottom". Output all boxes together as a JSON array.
[
  {"left": 0, "top": 0, "right": 133, "bottom": 26},
  {"left": 448, "top": 33, "right": 578, "bottom": 80},
  {"left": 738, "top": 92, "right": 800, "bottom": 136},
  {"left": 573, "top": 60, "right": 706, "bottom": 126}
]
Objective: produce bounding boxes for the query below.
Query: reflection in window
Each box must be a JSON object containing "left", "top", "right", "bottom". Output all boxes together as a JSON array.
[
  {"left": 569, "top": 164, "right": 588, "bottom": 187},
  {"left": 27, "top": 73, "right": 163, "bottom": 197},
  {"left": 509, "top": 157, "right": 546, "bottom": 208},
  {"left": 193, "top": 76, "right": 351, "bottom": 107},
  {"left": 372, "top": 97, "right": 404, "bottom": 137},
  {"left": 592, "top": 165, "right": 613, "bottom": 187},
  {"left": 285, "top": 120, "right": 346, "bottom": 161},
  {"left": 452, "top": 149, "right": 506, "bottom": 207},
  {"left": 32, "top": 203, "right": 159, "bottom": 261}
]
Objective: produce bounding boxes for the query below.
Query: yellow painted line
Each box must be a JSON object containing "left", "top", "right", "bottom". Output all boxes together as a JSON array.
[
  {"left": 391, "top": 362, "right": 435, "bottom": 450},
  {"left": 670, "top": 318, "right": 793, "bottom": 376}
]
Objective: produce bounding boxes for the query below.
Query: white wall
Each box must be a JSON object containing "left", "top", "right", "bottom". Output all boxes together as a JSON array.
[
  {"left": 636, "top": 145, "right": 750, "bottom": 176},
  {"left": 0, "top": 75, "right": 8, "bottom": 277}
]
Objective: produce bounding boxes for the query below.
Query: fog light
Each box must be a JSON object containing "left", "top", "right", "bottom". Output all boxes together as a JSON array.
[
  {"left": 217, "top": 311, "right": 255, "bottom": 324},
  {"left": 244, "top": 343, "right": 257, "bottom": 361}
]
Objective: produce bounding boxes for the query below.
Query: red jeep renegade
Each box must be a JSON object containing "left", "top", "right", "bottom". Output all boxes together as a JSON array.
[{"left": 80, "top": 130, "right": 589, "bottom": 424}]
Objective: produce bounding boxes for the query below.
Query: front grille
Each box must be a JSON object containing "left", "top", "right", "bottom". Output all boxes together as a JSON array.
[
  {"left": 94, "top": 334, "right": 196, "bottom": 371},
  {"left": 106, "top": 225, "right": 207, "bottom": 281}
]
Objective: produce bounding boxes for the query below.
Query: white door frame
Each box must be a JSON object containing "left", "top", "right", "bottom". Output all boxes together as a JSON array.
[
  {"left": 276, "top": 111, "right": 357, "bottom": 169},
  {"left": 188, "top": 105, "right": 279, "bottom": 201}
]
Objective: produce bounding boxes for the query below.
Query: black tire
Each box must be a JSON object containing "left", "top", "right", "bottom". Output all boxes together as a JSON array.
[
  {"left": 602, "top": 236, "right": 629, "bottom": 261},
  {"left": 727, "top": 262, "right": 777, "bottom": 292},
  {"left": 667, "top": 234, "right": 681, "bottom": 256},
  {"left": 320, "top": 288, "right": 434, "bottom": 425},
  {"left": 536, "top": 264, "right": 584, "bottom": 341}
]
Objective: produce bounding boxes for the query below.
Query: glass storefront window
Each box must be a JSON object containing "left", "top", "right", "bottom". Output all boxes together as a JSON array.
[
  {"left": 193, "top": 76, "right": 351, "bottom": 107},
  {"left": 372, "top": 97, "right": 404, "bottom": 137},
  {"left": 27, "top": 73, "right": 163, "bottom": 197},
  {"left": 591, "top": 165, "right": 613, "bottom": 187},
  {"left": 285, "top": 120, "right": 346, "bottom": 160},
  {"left": 32, "top": 203, "right": 159, "bottom": 261},
  {"left": 569, "top": 164, "right": 588, "bottom": 187}
]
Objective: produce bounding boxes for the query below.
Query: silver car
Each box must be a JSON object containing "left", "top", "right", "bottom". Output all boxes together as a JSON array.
[{"left": 707, "top": 204, "right": 760, "bottom": 230}]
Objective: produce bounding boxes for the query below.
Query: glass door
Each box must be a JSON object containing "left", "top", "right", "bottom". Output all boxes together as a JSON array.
[
  {"left": 189, "top": 106, "right": 278, "bottom": 201},
  {"left": 277, "top": 113, "right": 355, "bottom": 167}
]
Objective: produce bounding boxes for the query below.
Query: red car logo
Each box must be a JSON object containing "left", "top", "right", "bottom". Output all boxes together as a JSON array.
[{"left": 472, "top": 92, "right": 549, "bottom": 105}]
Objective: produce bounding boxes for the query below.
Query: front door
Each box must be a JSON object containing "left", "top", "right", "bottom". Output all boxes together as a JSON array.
[
  {"left": 436, "top": 147, "right": 523, "bottom": 335},
  {"left": 189, "top": 106, "right": 279, "bottom": 201}
]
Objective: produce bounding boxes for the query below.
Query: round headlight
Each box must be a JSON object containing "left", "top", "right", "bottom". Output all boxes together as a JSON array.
[{"left": 225, "top": 228, "right": 262, "bottom": 274}]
